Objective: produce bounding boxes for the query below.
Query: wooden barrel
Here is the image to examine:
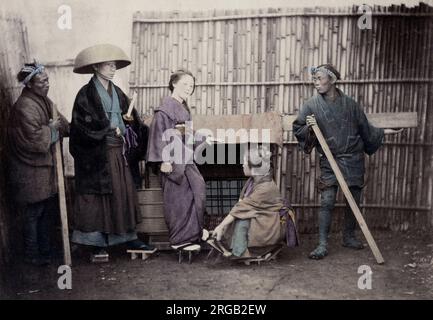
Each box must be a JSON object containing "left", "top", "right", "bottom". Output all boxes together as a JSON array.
[{"left": 136, "top": 188, "right": 168, "bottom": 234}]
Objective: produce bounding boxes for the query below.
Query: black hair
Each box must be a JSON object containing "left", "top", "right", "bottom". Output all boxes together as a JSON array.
[{"left": 168, "top": 69, "right": 196, "bottom": 94}]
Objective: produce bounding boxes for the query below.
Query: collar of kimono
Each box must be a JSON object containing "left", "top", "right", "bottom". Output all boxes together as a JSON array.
[
  {"left": 168, "top": 95, "right": 191, "bottom": 114},
  {"left": 252, "top": 172, "right": 273, "bottom": 184},
  {"left": 21, "top": 87, "right": 52, "bottom": 115},
  {"left": 158, "top": 96, "right": 191, "bottom": 122},
  {"left": 310, "top": 66, "right": 337, "bottom": 83}
]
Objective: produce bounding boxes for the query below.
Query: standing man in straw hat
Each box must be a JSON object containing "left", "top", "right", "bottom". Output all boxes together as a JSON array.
[
  {"left": 7, "top": 62, "right": 69, "bottom": 266},
  {"left": 69, "top": 44, "right": 152, "bottom": 262},
  {"left": 293, "top": 64, "right": 402, "bottom": 260}
]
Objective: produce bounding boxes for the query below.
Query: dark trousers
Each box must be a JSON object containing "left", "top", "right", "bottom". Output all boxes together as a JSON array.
[
  {"left": 318, "top": 186, "right": 362, "bottom": 246},
  {"left": 22, "top": 195, "right": 58, "bottom": 258}
]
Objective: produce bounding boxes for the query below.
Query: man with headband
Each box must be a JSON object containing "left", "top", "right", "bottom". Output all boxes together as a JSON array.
[
  {"left": 293, "top": 64, "right": 402, "bottom": 260},
  {"left": 7, "top": 62, "right": 69, "bottom": 265}
]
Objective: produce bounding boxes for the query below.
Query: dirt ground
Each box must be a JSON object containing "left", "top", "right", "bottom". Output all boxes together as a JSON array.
[{"left": 2, "top": 231, "right": 432, "bottom": 300}]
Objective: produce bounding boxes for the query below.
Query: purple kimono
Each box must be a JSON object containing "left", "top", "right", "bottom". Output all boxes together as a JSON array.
[{"left": 147, "top": 96, "right": 206, "bottom": 245}]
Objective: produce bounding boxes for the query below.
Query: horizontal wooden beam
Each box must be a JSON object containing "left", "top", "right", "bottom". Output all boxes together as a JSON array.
[
  {"left": 145, "top": 112, "right": 418, "bottom": 135},
  {"left": 130, "top": 79, "right": 433, "bottom": 88},
  {"left": 289, "top": 203, "right": 431, "bottom": 211},
  {"left": 366, "top": 112, "right": 418, "bottom": 129},
  {"left": 283, "top": 141, "right": 433, "bottom": 146},
  {"left": 143, "top": 111, "right": 284, "bottom": 144},
  {"left": 133, "top": 11, "right": 433, "bottom": 24},
  {"left": 282, "top": 112, "right": 418, "bottom": 130}
]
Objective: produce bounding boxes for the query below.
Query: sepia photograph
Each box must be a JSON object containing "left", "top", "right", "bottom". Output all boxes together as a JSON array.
[{"left": 0, "top": 0, "right": 432, "bottom": 306}]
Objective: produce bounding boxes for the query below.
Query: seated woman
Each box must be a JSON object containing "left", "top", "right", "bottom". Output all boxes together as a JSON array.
[
  {"left": 211, "top": 145, "right": 297, "bottom": 261},
  {"left": 147, "top": 70, "right": 212, "bottom": 254}
]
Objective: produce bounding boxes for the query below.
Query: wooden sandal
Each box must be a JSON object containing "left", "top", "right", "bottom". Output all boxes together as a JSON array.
[
  {"left": 206, "top": 238, "right": 232, "bottom": 257},
  {"left": 172, "top": 243, "right": 201, "bottom": 264}
]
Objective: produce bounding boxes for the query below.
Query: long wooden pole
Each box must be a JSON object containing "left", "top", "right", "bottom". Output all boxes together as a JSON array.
[
  {"left": 311, "top": 119, "right": 385, "bottom": 264},
  {"left": 52, "top": 105, "right": 72, "bottom": 266}
]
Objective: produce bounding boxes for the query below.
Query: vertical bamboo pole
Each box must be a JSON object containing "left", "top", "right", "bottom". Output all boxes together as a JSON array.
[
  {"left": 252, "top": 16, "right": 259, "bottom": 115},
  {"left": 227, "top": 19, "right": 234, "bottom": 115},
  {"left": 214, "top": 19, "right": 222, "bottom": 116},
  {"left": 222, "top": 17, "right": 228, "bottom": 115},
  {"left": 259, "top": 13, "right": 265, "bottom": 115},
  {"left": 206, "top": 15, "right": 213, "bottom": 116},
  {"left": 200, "top": 20, "right": 208, "bottom": 115},
  {"left": 238, "top": 14, "right": 245, "bottom": 115},
  {"left": 245, "top": 15, "right": 252, "bottom": 115}
]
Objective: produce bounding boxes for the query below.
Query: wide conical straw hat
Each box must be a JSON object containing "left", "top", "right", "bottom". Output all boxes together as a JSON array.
[{"left": 73, "top": 44, "right": 131, "bottom": 74}]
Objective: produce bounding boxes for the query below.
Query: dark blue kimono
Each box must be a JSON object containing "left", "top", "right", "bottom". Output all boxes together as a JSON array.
[{"left": 293, "top": 89, "right": 384, "bottom": 187}]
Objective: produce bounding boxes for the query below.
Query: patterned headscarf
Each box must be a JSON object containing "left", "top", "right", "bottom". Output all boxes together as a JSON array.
[
  {"left": 19, "top": 63, "right": 45, "bottom": 85},
  {"left": 310, "top": 64, "right": 341, "bottom": 83}
]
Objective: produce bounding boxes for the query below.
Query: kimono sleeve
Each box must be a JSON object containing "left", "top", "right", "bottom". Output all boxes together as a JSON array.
[
  {"left": 229, "top": 184, "right": 271, "bottom": 220},
  {"left": 14, "top": 103, "right": 51, "bottom": 154},
  {"left": 69, "top": 95, "right": 110, "bottom": 148},
  {"left": 292, "top": 103, "right": 317, "bottom": 154},
  {"left": 127, "top": 107, "right": 149, "bottom": 161},
  {"left": 56, "top": 108, "right": 70, "bottom": 138},
  {"left": 146, "top": 110, "right": 173, "bottom": 162},
  {"left": 165, "top": 163, "right": 186, "bottom": 185},
  {"left": 356, "top": 104, "right": 384, "bottom": 155}
]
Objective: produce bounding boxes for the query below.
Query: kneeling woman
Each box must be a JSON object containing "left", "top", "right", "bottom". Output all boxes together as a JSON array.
[
  {"left": 212, "top": 145, "right": 294, "bottom": 259},
  {"left": 70, "top": 44, "right": 152, "bottom": 261}
]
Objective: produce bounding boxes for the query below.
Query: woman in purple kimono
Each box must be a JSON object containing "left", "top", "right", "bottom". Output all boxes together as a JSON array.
[{"left": 147, "top": 70, "right": 208, "bottom": 250}]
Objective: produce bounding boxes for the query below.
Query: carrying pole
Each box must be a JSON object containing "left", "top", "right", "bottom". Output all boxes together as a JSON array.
[
  {"left": 311, "top": 118, "right": 385, "bottom": 264},
  {"left": 52, "top": 105, "right": 72, "bottom": 266}
]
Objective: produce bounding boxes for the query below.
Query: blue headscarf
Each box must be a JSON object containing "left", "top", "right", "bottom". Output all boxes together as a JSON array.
[
  {"left": 310, "top": 64, "right": 340, "bottom": 83},
  {"left": 20, "top": 63, "right": 45, "bottom": 85}
]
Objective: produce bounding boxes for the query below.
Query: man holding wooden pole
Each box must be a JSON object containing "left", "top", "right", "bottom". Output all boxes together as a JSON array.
[
  {"left": 7, "top": 62, "right": 70, "bottom": 266},
  {"left": 293, "top": 64, "right": 402, "bottom": 261}
]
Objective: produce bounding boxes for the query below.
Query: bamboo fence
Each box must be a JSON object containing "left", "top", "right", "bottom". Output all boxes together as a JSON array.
[{"left": 129, "top": 4, "right": 433, "bottom": 233}]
